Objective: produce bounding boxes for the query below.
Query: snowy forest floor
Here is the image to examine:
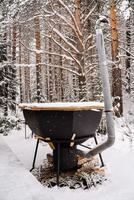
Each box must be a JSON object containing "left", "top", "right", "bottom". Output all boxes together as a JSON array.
[{"left": 1, "top": 116, "right": 134, "bottom": 200}]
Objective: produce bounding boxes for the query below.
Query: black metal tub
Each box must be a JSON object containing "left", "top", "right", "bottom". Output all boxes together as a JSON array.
[
  {"left": 23, "top": 109, "right": 102, "bottom": 144},
  {"left": 19, "top": 102, "right": 104, "bottom": 171},
  {"left": 20, "top": 102, "right": 103, "bottom": 143}
]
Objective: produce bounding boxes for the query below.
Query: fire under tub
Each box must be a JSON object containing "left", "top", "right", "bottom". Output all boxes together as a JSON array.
[{"left": 19, "top": 102, "right": 104, "bottom": 172}]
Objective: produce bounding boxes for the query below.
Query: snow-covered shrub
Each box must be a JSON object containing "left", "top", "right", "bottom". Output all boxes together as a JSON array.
[{"left": 0, "top": 115, "right": 21, "bottom": 135}]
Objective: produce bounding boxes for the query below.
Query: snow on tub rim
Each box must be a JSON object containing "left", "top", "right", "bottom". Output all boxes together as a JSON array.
[{"left": 18, "top": 101, "right": 104, "bottom": 111}]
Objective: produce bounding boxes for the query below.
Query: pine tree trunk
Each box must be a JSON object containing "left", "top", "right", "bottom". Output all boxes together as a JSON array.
[
  {"left": 125, "top": 13, "right": 131, "bottom": 94},
  {"left": 19, "top": 25, "right": 23, "bottom": 103},
  {"left": 3, "top": 29, "right": 8, "bottom": 116},
  {"left": 48, "top": 34, "right": 53, "bottom": 102},
  {"left": 110, "top": 0, "right": 123, "bottom": 116},
  {"left": 4, "top": 66, "right": 8, "bottom": 116},
  {"left": 58, "top": 7, "right": 64, "bottom": 101},
  {"left": 34, "top": 16, "right": 42, "bottom": 102},
  {"left": 74, "top": 0, "right": 87, "bottom": 101},
  {"left": 12, "top": 22, "right": 17, "bottom": 111},
  {"left": 24, "top": 29, "right": 31, "bottom": 102}
]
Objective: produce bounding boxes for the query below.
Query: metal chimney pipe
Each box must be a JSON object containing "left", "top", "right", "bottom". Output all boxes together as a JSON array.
[{"left": 77, "top": 17, "right": 115, "bottom": 158}]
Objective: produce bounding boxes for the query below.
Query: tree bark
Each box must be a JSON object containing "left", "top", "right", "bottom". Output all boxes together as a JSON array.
[
  {"left": 110, "top": 0, "right": 123, "bottom": 116},
  {"left": 34, "top": 16, "right": 42, "bottom": 102},
  {"left": 11, "top": 22, "right": 17, "bottom": 111},
  {"left": 74, "top": 0, "right": 87, "bottom": 101},
  {"left": 125, "top": 2, "right": 131, "bottom": 94},
  {"left": 19, "top": 25, "right": 23, "bottom": 103}
]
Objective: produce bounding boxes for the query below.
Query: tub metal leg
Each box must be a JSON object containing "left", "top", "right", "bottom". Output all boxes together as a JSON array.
[
  {"left": 30, "top": 138, "right": 40, "bottom": 172},
  {"left": 31, "top": 131, "right": 34, "bottom": 138},
  {"left": 94, "top": 136, "right": 104, "bottom": 167},
  {"left": 25, "top": 122, "right": 27, "bottom": 139},
  {"left": 57, "top": 143, "right": 60, "bottom": 186}
]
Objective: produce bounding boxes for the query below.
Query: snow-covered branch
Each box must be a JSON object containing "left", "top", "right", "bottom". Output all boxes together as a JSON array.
[
  {"left": 87, "top": 45, "right": 96, "bottom": 52},
  {"left": 83, "top": 3, "right": 97, "bottom": 24},
  {"left": 51, "top": 7, "right": 83, "bottom": 49},
  {"left": 52, "top": 28, "right": 80, "bottom": 54},
  {"left": 119, "top": 46, "right": 134, "bottom": 58},
  {"left": 57, "top": 0, "right": 82, "bottom": 37},
  {"left": 20, "top": 43, "right": 79, "bottom": 71},
  {"left": 19, "top": 40, "right": 75, "bottom": 61},
  {"left": 84, "top": 34, "right": 93, "bottom": 46},
  {"left": 19, "top": 41, "right": 43, "bottom": 54},
  {"left": 16, "top": 63, "right": 80, "bottom": 76},
  {"left": 106, "top": 37, "right": 134, "bottom": 59},
  {"left": 49, "top": 36, "right": 82, "bottom": 69},
  {"left": 43, "top": 63, "right": 80, "bottom": 76}
]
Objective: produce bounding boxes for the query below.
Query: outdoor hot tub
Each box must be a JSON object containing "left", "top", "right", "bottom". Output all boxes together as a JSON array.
[
  {"left": 19, "top": 102, "right": 104, "bottom": 172},
  {"left": 20, "top": 102, "right": 104, "bottom": 142}
]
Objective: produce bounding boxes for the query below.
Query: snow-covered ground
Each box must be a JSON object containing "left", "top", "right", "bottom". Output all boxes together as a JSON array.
[
  {"left": 0, "top": 136, "right": 52, "bottom": 200},
  {"left": 1, "top": 117, "right": 134, "bottom": 200}
]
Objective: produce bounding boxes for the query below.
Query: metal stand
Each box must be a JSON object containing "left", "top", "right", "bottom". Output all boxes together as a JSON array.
[
  {"left": 31, "top": 131, "right": 34, "bottom": 138},
  {"left": 57, "top": 143, "right": 60, "bottom": 186},
  {"left": 29, "top": 134, "right": 104, "bottom": 186},
  {"left": 30, "top": 139, "right": 61, "bottom": 186},
  {"left": 30, "top": 138, "right": 40, "bottom": 172},
  {"left": 94, "top": 136, "right": 105, "bottom": 167},
  {"left": 79, "top": 136, "right": 104, "bottom": 167},
  {"left": 25, "top": 122, "right": 27, "bottom": 139}
]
